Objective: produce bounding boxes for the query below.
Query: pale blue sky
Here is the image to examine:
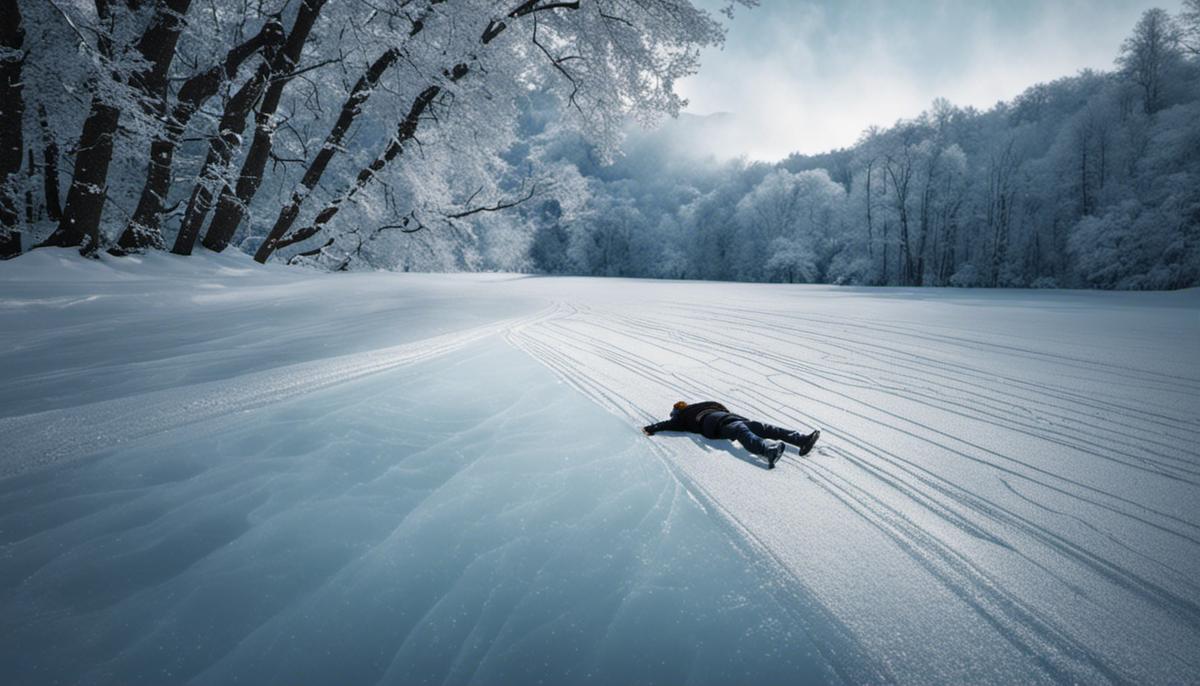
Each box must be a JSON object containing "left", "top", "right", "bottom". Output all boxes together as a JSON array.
[{"left": 676, "top": 0, "right": 1184, "bottom": 159}]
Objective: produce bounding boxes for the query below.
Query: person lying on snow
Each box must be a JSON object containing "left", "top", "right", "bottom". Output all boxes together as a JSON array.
[{"left": 642, "top": 401, "right": 820, "bottom": 469}]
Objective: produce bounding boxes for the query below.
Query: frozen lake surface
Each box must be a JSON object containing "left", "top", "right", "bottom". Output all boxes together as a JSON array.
[{"left": 2, "top": 249, "right": 1198, "bottom": 684}]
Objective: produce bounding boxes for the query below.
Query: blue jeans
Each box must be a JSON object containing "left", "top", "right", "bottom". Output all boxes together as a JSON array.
[{"left": 717, "top": 418, "right": 807, "bottom": 456}]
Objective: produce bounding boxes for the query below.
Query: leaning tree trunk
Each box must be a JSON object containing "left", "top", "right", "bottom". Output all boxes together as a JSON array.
[
  {"left": 252, "top": 83, "right": 443, "bottom": 262},
  {"left": 172, "top": 1, "right": 325, "bottom": 256},
  {"left": 212, "top": 3, "right": 445, "bottom": 253},
  {"left": 200, "top": 0, "right": 329, "bottom": 252},
  {"left": 116, "top": 20, "right": 283, "bottom": 252},
  {"left": 169, "top": 63, "right": 273, "bottom": 256},
  {"left": 42, "top": 0, "right": 192, "bottom": 255},
  {"left": 204, "top": 47, "right": 397, "bottom": 252},
  {"left": 253, "top": 0, "right": 577, "bottom": 263},
  {"left": 0, "top": 0, "right": 24, "bottom": 259}
]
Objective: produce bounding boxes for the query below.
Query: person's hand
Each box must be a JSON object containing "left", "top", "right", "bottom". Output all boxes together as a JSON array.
[{"left": 642, "top": 426, "right": 653, "bottom": 436}]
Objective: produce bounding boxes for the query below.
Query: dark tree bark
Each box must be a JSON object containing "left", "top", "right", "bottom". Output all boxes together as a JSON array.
[
  {"left": 987, "top": 141, "right": 1018, "bottom": 287},
  {"left": 128, "top": 0, "right": 193, "bottom": 112},
  {"left": 172, "top": 0, "right": 324, "bottom": 256},
  {"left": 0, "top": 0, "right": 24, "bottom": 259},
  {"left": 200, "top": 0, "right": 331, "bottom": 252},
  {"left": 206, "top": 48, "right": 402, "bottom": 253},
  {"left": 212, "top": 1, "right": 447, "bottom": 253},
  {"left": 254, "top": 82, "right": 443, "bottom": 261},
  {"left": 39, "top": 105, "right": 62, "bottom": 222},
  {"left": 914, "top": 155, "right": 938, "bottom": 287},
  {"left": 882, "top": 219, "right": 890, "bottom": 284},
  {"left": 204, "top": 45, "right": 424, "bottom": 252},
  {"left": 103, "top": 0, "right": 201, "bottom": 253},
  {"left": 0, "top": 232, "right": 18, "bottom": 260},
  {"left": 864, "top": 159, "right": 873, "bottom": 261},
  {"left": 117, "top": 20, "right": 283, "bottom": 252},
  {"left": 885, "top": 159, "right": 913, "bottom": 286},
  {"left": 169, "top": 66, "right": 271, "bottom": 255},
  {"left": 24, "top": 149, "right": 34, "bottom": 224},
  {"left": 40, "top": 99, "right": 119, "bottom": 252},
  {"left": 254, "top": 0, "right": 579, "bottom": 263},
  {"left": 42, "top": 0, "right": 191, "bottom": 255}
]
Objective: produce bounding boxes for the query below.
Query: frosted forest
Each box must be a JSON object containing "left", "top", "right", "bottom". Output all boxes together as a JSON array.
[
  {"left": 1, "top": 1, "right": 1199, "bottom": 288},
  {"left": 1, "top": 1, "right": 1199, "bottom": 685}
]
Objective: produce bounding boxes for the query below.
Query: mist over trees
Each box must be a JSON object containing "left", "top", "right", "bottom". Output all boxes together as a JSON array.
[
  {"left": 524, "top": 4, "right": 1200, "bottom": 290},
  {"left": 1, "top": 2, "right": 1197, "bottom": 290}
]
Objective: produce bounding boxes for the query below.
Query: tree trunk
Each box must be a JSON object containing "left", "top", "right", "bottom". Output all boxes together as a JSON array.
[
  {"left": 170, "top": 63, "right": 273, "bottom": 255},
  {"left": 102, "top": 0, "right": 193, "bottom": 253},
  {"left": 38, "top": 105, "right": 61, "bottom": 222},
  {"left": 1079, "top": 142, "right": 1090, "bottom": 216},
  {"left": 212, "top": 47, "right": 400, "bottom": 253},
  {"left": 171, "top": 2, "right": 325, "bottom": 256},
  {"left": 129, "top": 0, "right": 193, "bottom": 113},
  {"left": 40, "top": 98, "right": 119, "bottom": 252},
  {"left": 884, "top": 156, "right": 913, "bottom": 286},
  {"left": 24, "top": 148, "right": 34, "bottom": 224},
  {"left": 117, "top": 20, "right": 283, "bottom": 252},
  {"left": 893, "top": 182, "right": 912, "bottom": 285},
  {"left": 0, "top": 0, "right": 24, "bottom": 259},
  {"left": 253, "top": 0, "right": 580, "bottom": 263},
  {"left": 43, "top": 0, "right": 192, "bottom": 255},
  {"left": 864, "top": 159, "right": 873, "bottom": 263},
  {"left": 208, "top": 1, "right": 446, "bottom": 253},
  {"left": 915, "top": 185, "right": 932, "bottom": 287},
  {"left": 253, "top": 83, "right": 443, "bottom": 262},
  {"left": 882, "top": 220, "right": 890, "bottom": 284},
  {"left": 200, "top": 0, "right": 329, "bottom": 252}
]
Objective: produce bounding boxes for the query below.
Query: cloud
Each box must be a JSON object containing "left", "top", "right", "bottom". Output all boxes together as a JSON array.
[{"left": 673, "top": 0, "right": 1183, "bottom": 160}]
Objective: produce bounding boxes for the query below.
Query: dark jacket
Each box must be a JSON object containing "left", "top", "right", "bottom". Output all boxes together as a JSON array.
[{"left": 643, "top": 401, "right": 742, "bottom": 439}]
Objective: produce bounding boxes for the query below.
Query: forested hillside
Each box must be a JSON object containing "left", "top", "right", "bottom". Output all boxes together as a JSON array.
[{"left": 526, "top": 5, "right": 1200, "bottom": 289}]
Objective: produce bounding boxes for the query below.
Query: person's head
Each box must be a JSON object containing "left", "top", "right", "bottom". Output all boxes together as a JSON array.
[{"left": 671, "top": 401, "right": 687, "bottom": 415}]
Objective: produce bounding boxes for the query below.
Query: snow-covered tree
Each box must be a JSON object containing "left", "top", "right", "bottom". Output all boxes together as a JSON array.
[
  {"left": 1117, "top": 8, "right": 1184, "bottom": 115},
  {"left": 12, "top": 0, "right": 752, "bottom": 268}
]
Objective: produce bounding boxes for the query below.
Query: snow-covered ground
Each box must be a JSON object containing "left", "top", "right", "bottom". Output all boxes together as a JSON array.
[{"left": 2, "top": 249, "right": 1198, "bottom": 684}]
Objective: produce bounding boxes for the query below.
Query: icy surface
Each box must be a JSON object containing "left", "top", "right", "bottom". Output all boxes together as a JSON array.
[
  {"left": 1, "top": 339, "right": 843, "bottom": 685},
  {"left": 2, "top": 249, "right": 1200, "bottom": 684},
  {"left": 0, "top": 250, "right": 540, "bottom": 417}
]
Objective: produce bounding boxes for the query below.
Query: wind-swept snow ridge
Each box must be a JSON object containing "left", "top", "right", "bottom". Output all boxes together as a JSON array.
[{"left": 0, "top": 309, "right": 552, "bottom": 478}]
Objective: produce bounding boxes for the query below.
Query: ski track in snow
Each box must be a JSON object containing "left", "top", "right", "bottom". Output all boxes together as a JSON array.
[
  {"left": 3, "top": 253, "right": 1198, "bottom": 684},
  {"left": 502, "top": 290, "right": 1200, "bottom": 684}
]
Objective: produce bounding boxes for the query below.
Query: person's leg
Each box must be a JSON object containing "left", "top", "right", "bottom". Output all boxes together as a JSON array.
[
  {"left": 744, "top": 419, "right": 808, "bottom": 447},
  {"left": 718, "top": 419, "right": 769, "bottom": 456}
]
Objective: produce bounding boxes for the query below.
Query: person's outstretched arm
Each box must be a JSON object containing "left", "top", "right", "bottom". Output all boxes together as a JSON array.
[{"left": 642, "top": 419, "right": 677, "bottom": 435}]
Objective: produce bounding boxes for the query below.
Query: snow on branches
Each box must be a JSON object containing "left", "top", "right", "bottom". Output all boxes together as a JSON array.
[{"left": 9, "top": 0, "right": 751, "bottom": 270}]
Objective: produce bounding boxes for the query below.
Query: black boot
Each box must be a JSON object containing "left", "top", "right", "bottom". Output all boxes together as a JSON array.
[
  {"left": 766, "top": 440, "right": 785, "bottom": 469},
  {"left": 798, "top": 430, "right": 821, "bottom": 456}
]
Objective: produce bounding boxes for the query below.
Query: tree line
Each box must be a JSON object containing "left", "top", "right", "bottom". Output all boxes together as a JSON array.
[
  {"left": 524, "top": 5, "right": 1200, "bottom": 289},
  {"left": 2, "top": 3, "right": 1197, "bottom": 291},
  {"left": 0, "top": 0, "right": 746, "bottom": 264}
]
